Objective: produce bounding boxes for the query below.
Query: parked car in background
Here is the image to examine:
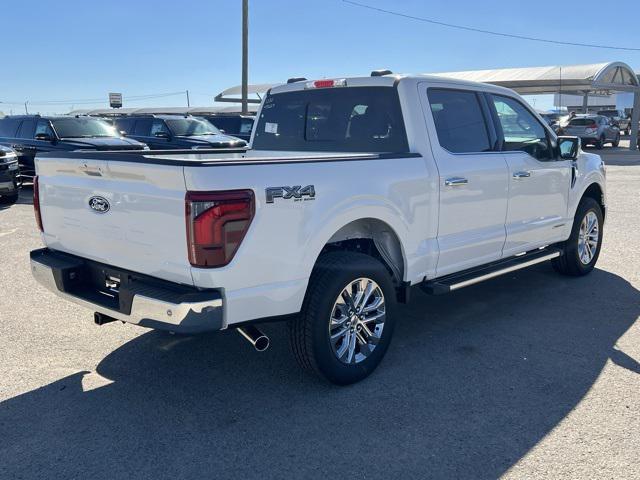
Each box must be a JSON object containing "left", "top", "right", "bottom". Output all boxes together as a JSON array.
[
  {"left": 114, "top": 115, "right": 247, "bottom": 150},
  {"left": 597, "top": 109, "right": 630, "bottom": 134},
  {"left": 196, "top": 114, "right": 254, "bottom": 142},
  {"left": 561, "top": 114, "right": 620, "bottom": 149},
  {"left": 0, "top": 115, "right": 148, "bottom": 182},
  {"left": 0, "top": 145, "right": 20, "bottom": 205},
  {"left": 539, "top": 112, "right": 564, "bottom": 133}
]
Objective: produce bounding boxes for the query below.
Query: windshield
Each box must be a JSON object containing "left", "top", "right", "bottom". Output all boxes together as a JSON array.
[
  {"left": 165, "top": 118, "right": 220, "bottom": 136},
  {"left": 52, "top": 118, "right": 119, "bottom": 138},
  {"left": 252, "top": 86, "right": 409, "bottom": 152}
]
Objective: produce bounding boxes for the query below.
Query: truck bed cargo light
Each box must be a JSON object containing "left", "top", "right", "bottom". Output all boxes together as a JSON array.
[{"left": 305, "top": 79, "right": 347, "bottom": 89}]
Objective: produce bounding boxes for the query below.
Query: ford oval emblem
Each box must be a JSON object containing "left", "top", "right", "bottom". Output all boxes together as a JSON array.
[{"left": 88, "top": 196, "right": 110, "bottom": 213}]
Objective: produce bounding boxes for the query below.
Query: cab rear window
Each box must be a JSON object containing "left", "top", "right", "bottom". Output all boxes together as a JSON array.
[
  {"left": 569, "top": 119, "right": 597, "bottom": 127},
  {"left": 252, "top": 86, "right": 409, "bottom": 152}
]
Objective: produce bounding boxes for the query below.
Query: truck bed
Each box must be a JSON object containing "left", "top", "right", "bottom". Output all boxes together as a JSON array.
[{"left": 34, "top": 148, "right": 427, "bottom": 326}]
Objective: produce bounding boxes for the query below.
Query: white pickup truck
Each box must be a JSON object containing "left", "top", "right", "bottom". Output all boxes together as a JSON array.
[{"left": 30, "top": 72, "right": 606, "bottom": 384}]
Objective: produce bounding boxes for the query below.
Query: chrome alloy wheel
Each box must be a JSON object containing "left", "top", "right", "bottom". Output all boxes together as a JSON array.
[
  {"left": 329, "top": 278, "right": 386, "bottom": 365},
  {"left": 578, "top": 211, "right": 599, "bottom": 265}
]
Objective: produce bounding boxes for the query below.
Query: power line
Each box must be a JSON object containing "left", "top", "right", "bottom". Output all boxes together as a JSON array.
[
  {"left": 0, "top": 91, "right": 188, "bottom": 106},
  {"left": 343, "top": 0, "right": 640, "bottom": 52}
]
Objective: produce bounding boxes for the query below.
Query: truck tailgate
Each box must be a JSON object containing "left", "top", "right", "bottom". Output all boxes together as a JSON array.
[{"left": 36, "top": 155, "right": 193, "bottom": 286}]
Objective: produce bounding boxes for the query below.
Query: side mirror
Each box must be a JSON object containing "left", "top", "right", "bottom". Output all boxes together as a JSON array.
[
  {"left": 558, "top": 136, "right": 580, "bottom": 160},
  {"left": 218, "top": 129, "right": 226, "bottom": 134},
  {"left": 154, "top": 132, "right": 170, "bottom": 139},
  {"left": 119, "top": 130, "right": 128, "bottom": 136},
  {"left": 35, "top": 133, "right": 53, "bottom": 142}
]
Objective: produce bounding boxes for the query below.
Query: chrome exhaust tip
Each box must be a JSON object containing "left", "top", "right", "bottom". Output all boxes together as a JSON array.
[{"left": 237, "top": 325, "right": 270, "bottom": 352}]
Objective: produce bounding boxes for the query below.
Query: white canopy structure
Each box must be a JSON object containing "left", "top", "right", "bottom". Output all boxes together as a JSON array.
[
  {"left": 433, "top": 62, "right": 640, "bottom": 150},
  {"left": 214, "top": 83, "right": 277, "bottom": 104}
]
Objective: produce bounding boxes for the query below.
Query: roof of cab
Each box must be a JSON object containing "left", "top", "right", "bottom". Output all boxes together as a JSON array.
[{"left": 269, "top": 74, "right": 522, "bottom": 97}]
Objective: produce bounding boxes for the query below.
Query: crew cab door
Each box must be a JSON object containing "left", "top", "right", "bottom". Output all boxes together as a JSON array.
[
  {"left": 422, "top": 86, "right": 509, "bottom": 276},
  {"left": 487, "top": 94, "right": 571, "bottom": 255},
  {"left": 13, "top": 118, "right": 38, "bottom": 168}
]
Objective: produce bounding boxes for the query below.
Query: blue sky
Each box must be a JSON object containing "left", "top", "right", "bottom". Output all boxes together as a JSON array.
[{"left": 1, "top": 0, "right": 638, "bottom": 114}]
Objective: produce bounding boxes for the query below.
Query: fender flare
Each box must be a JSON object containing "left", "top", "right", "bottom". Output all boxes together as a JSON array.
[{"left": 300, "top": 203, "right": 410, "bottom": 282}]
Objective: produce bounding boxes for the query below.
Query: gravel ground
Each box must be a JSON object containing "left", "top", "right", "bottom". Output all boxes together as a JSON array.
[{"left": 0, "top": 152, "right": 638, "bottom": 479}]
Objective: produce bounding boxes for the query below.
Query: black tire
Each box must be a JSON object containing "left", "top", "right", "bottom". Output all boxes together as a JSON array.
[
  {"left": 612, "top": 133, "right": 620, "bottom": 148},
  {"left": 289, "top": 252, "right": 397, "bottom": 385},
  {"left": 552, "top": 197, "right": 603, "bottom": 276},
  {"left": 0, "top": 192, "right": 19, "bottom": 205},
  {"left": 595, "top": 136, "right": 604, "bottom": 149}
]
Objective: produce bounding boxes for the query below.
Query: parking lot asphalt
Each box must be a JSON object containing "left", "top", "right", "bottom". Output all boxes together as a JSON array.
[{"left": 1, "top": 151, "right": 639, "bottom": 480}]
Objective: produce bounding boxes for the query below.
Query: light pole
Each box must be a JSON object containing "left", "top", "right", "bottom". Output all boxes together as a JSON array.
[{"left": 241, "top": 0, "right": 249, "bottom": 114}]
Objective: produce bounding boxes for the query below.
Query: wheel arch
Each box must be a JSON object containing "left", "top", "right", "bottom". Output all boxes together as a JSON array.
[
  {"left": 311, "top": 217, "right": 407, "bottom": 287},
  {"left": 580, "top": 181, "right": 606, "bottom": 220}
]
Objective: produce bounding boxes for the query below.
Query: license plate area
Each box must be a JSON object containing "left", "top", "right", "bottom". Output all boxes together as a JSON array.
[
  {"left": 31, "top": 248, "right": 221, "bottom": 317},
  {"left": 65, "top": 263, "right": 130, "bottom": 313}
]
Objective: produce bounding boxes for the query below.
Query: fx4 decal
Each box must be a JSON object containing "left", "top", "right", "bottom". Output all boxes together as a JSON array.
[{"left": 266, "top": 185, "right": 316, "bottom": 204}]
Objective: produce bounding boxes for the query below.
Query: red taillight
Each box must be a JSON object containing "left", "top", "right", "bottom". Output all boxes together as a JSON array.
[
  {"left": 185, "top": 190, "right": 254, "bottom": 268},
  {"left": 33, "top": 175, "right": 43, "bottom": 232}
]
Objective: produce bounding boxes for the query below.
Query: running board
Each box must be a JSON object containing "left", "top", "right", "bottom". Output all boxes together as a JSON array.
[{"left": 422, "top": 247, "right": 562, "bottom": 295}]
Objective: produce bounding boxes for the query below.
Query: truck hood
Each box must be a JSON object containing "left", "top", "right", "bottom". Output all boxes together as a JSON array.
[
  {"left": 62, "top": 137, "right": 147, "bottom": 150},
  {"left": 178, "top": 134, "right": 246, "bottom": 147}
]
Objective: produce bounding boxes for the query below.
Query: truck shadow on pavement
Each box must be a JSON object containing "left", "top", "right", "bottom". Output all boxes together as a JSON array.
[{"left": 1, "top": 265, "right": 638, "bottom": 479}]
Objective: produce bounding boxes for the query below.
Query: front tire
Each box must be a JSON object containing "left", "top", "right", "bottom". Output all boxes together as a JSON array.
[
  {"left": 552, "top": 197, "right": 603, "bottom": 276},
  {"left": 612, "top": 133, "right": 620, "bottom": 147},
  {"left": 0, "top": 192, "right": 19, "bottom": 205},
  {"left": 289, "top": 252, "right": 397, "bottom": 385}
]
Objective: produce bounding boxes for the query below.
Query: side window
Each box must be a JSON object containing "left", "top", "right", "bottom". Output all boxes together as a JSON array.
[
  {"left": 114, "top": 118, "right": 134, "bottom": 134},
  {"left": 427, "top": 88, "right": 491, "bottom": 153},
  {"left": 133, "top": 118, "right": 152, "bottom": 136},
  {"left": 0, "top": 118, "right": 21, "bottom": 137},
  {"left": 491, "top": 95, "right": 551, "bottom": 161},
  {"left": 150, "top": 120, "right": 170, "bottom": 136},
  {"left": 208, "top": 117, "right": 238, "bottom": 134},
  {"left": 34, "top": 120, "right": 55, "bottom": 138},
  {"left": 16, "top": 119, "right": 37, "bottom": 139},
  {"left": 240, "top": 118, "right": 254, "bottom": 134}
]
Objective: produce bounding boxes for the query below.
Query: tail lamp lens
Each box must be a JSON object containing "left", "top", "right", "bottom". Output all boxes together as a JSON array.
[
  {"left": 185, "top": 190, "right": 254, "bottom": 268},
  {"left": 33, "top": 175, "right": 43, "bottom": 232}
]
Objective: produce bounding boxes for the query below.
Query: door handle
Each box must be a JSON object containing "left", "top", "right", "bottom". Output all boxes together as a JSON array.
[
  {"left": 444, "top": 177, "right": 469, "bottom": 187},
  {"left": 513, "top": 171, "right": 531, "bottom": 179}
]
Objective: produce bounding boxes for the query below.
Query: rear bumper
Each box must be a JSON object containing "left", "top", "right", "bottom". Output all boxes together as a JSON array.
[{"left": 30, "top": 248, "right": 224, "bottom": 334}]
